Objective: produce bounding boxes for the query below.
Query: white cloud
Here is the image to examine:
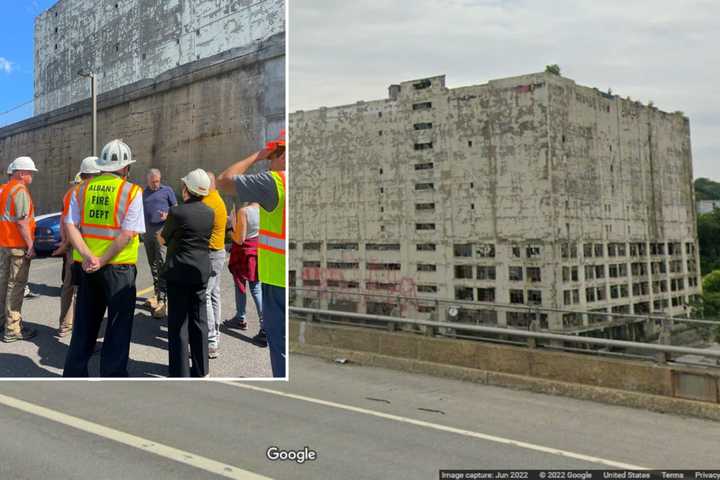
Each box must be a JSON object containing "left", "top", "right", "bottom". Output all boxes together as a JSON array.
[
  {"left": 0, "top": 57, "right": 13, "bottom": 74},
  {"left": 290, "top": 0, "right": 720, "bottom": 179}
]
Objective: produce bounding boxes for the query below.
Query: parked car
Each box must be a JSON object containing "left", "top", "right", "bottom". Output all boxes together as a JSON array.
[{"left": 34, "top": 212, "right": 62, "bottom": 255}]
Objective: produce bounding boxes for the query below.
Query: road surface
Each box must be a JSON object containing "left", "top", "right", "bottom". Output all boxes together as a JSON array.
[
  {"left": 0, "top": 355, "right": 718, "bottom": 479},
  {"left": 0, "top": 245, "right": 271, "bottom": 378}
]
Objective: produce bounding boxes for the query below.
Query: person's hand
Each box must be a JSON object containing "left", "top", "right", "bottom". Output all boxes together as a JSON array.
[
  {"left": 159, "top": 210, "right": 168, "bottom": 221},
  {"left": 255, "top": 147, "right": 274, "bottom": 162},
  {"left": 25, "top": 246, "right": 36, "bottom": 259},
  {"left": 82, "top": 255, "right": 100, "bottom": 273},
  {"left": 51, "top": 243, "right": 68, "bottom": 257}
]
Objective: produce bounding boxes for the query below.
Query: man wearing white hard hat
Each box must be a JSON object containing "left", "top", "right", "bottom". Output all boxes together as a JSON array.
[
  {"left": 0, "top": 156, "right": 39, "bottom": 343},
  {"left": 159, "top": 168, "right": 214, "bottom": 377},
  {"left": 63, "top": 140, "right": 145, "bottom": 377},
  {"left": 52, "top": 156, "right": 101, "bottom": 338}
]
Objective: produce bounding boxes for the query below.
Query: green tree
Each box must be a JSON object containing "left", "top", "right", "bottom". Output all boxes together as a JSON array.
[
  {"left": 694, "top": 177, "right": 720, "bottom": 201},
  {"left": 545, "top": 64, "right": 561, "bottom": 76},
  {"left": 698, "top": 211, "right": 720, "bottom": 275}
]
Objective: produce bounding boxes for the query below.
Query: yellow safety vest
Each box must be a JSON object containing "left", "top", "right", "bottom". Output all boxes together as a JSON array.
[
  {"left": 72, "top": 173, "right": 141, "bottom": 265},
  {"left": 258, "top": 171, "right": 285, "bottom": 288}
]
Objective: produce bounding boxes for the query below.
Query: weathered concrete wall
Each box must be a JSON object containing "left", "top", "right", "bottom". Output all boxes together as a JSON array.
[
  {"left": 291, "top": 319, "right": 720, "bottom": 420},
  {"left": 0, "top": 33, "right": 284, "bottom": 214},
  {"left": 35, "top": 0, "right": 284, "bottom": 114},
  {"left": 289, "top": 73, "right": 701, "bottom": 331}
]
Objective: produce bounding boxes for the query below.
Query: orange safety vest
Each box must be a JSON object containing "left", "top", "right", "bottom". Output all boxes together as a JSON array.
[{"left": 0, "top": 179, "right": 36, "bottom": 249}]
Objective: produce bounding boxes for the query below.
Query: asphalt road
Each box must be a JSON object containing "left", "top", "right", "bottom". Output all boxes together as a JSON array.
[
  {"left": 0, "top": 355, "right": 718, "bottom": 479},
  {"left": 0, "top": 244, "right": 272, "bottom": 378}
]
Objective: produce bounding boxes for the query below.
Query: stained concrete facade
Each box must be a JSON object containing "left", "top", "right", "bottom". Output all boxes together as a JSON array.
[
  {"left": 0, "top": 32, "right": 284, "bottom": 214},
  {"left": 289, "top": 73, "right": 702, "bottom": 333},
  {"left": 35, "top": 0, "right": 284, "bottom": 114}
]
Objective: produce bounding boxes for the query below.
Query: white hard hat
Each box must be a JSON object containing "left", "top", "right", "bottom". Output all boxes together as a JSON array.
[
  {"left": 70, "top": 173, "right": 83, "bottom": 185},
  {"left": 97, "top": 139, "right": 135, "bottom": 172},
  {"left": 79, "top": 156, "right": 101, "bottom": 174},
  {"left": 10, "top": 156, "right": 38, "bottom": 173},
  {"left": 181, "top": 168, "right": 211, "bottom": 197},
  {"left": 6, "top": 161, "right": 14, "bottom": 175}
]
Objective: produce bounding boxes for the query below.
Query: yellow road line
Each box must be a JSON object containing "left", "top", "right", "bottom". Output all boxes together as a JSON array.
[
  {"left": 137, "top": 286, "right": 154, "bottom": 297},
  {"left": 0, "top": 392, "right": 272, "bottom": 480}
]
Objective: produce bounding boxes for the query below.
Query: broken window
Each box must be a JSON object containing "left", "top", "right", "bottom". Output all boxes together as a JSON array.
[
  {"left": 417, "top": 264, "right": 436, "bottom": 272},
  {"left": 289, "top": 242, "right": 297, "bottom": 250},
  {"left": 378, "top": 130, "right": 383, "bottom": 136},
  {"left": 412, "top": 102, "right": 432, "bottom": 110},
  {"left": 609, "top": 264, "right": 619, "bottom": 278},
  {"left": 477, "top": 288, "right": 495, "bottom": 302},
  {"left": 596, "top": 286, "right": 607, "bottom": 301},
  {"left": 303, "top": 261, "right": 321, "bottom": 268},
  {"left": 477, "top": 266, "right": 496, "bottom": 280},
  {"left": 583, "top": 243, "right": 593, "bottom": 258},
  {"left": 595, "top": 265, "right": 605, "bottom": 278},
  {"left": 571, "top": 266, "right": 578, "bottom": 282},
  {"left": 327, "top": 243, "right": 359, "bottom": 250},
  {"left": 416, "top": 243, "right": 435, "bottom": 251},
  {"left": 326, "top": 262, "right": 359, "bottom": 269},
  {"left": 415, "top": 202, "right": 435, "bottom": 211},
  {"left": 366, "top": 243, "right": 400, "bottom": 251},
  {"left": 512, "top": 245, "right": 521, "bottom": 258},
  {"left": 527, "top": 290, "right": 542, "bottom": 305},
  {"left": 468, "top": 140, "right": 473, "bottom": 147},
  {"left": 415, "top": 182, "right": 434, "bottom": 191},
  {"left": 527, "top": 267, "right": 541, "bottom": 282},
  {"left": 526, "top": 245, "right": 542, "bottom": 258},
  {"left": 415, "top": 223, "right": 435, "bottom": 230},
  {"left": 585, "top": 265, "right": 595, "bottom": 280},
  {"left": 509, "top": 266, "right": 523, "bottom": 281},
  {"left": 417, "top": 285, "right": 437, "bottom": 293},
  {"left": 476, "top": 243, "right": 495, "bottom": 258},
  {"left": 414, "top": 122, "right": 432, "bottom": 130},
  {"left": 563, "top": 290, "right": 572, "bottom": 305},
  {"left": 510, "top": 290, "right": 525, "bottom": 304},
  {"left": 586, "top": 287, "right": 596, "bottom": 302},
  {"left": 413, "top": 79, "right": 432, "bottom": 90},
  {"left": 455, "top": 287, "right": 474, "bottom": 301},
  {"left": 594, "top": 243, "right": 604, "bottom": 257},
  {"left": 454, "top": 265, "right": 473, "bottom": 279},
  {"left": 366, "top": 262, "right": 401, "bottom": 271},
  {"left": 454, "top": 244, "right": 473, "bottom": 257},
  {"left": 414, "top": 142, "right": 433, "bottom": 151},
  {"left": 610, "top": 285, "right": 620, "bottom": 299},
  {"left": 414, "top": 162, "right": 433, "bottom": 170}
]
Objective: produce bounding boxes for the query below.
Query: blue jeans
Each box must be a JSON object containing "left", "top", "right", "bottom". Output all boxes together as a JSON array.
[
  {"left": 262, "top": 284, "right": 285, "bottom": 378},
  {"left": 235, "top": 280, "right": 263, "bottom": 329}
]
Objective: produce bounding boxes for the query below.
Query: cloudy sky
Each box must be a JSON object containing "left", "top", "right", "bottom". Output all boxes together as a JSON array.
[{"left": 290, "top": 0, "right": 719, "bottom": 180}]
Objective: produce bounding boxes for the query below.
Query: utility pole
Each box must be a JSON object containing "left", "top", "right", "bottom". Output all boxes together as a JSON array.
[{"left": 77, "top": 69, "right": 97, "bottom": 155}]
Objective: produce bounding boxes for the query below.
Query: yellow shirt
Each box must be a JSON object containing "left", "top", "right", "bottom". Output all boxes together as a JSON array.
[{"left": 202, "top": 189, "right": 228, "bottom": 251}]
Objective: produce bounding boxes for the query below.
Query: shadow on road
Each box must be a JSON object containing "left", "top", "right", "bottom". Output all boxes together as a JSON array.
[
  {"left": 0, "top": 353, "right": 61, "bottom": 377},
  {"left": 28, "top": 282, "right": 61, "bottom": 297}
]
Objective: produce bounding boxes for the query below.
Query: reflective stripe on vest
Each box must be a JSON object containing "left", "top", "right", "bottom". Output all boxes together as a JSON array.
[
  {"left": 0, "top": 180, "right": 35, "bottom": 249},
  {"left": 258, "top": 171, "right": 285, "bottom": 288},
  {"left": 72, "top": 174, "right": 140, "bottom": 264}
]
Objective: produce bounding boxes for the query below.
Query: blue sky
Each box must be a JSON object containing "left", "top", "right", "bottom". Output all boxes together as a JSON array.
[{"left": 0, "top": 0, "right": 57, "bottom": 127}]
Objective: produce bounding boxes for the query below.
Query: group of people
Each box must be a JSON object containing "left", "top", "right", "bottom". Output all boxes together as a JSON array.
[{"left": 0, "top": 134, "right": 286, "bottom": 378}]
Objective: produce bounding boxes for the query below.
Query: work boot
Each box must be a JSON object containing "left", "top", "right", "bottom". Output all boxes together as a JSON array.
[
  {"left": 209, "top": 346, "right": 219, "bottom": 359},
  {"left": 152, "top": 301, "right": 167, "bottom": 319},
  {"left": 252, "top": 329, "right": 268, "bottom": 348},
  {"left": 3, "top": 327, "right": 38, "bottom": 343},
  {"left": 223, "top": 318, "right": 248, "bottom": 330}
]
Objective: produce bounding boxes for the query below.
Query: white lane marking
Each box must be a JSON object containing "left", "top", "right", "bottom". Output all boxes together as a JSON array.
[
  {"left": 219, "top": 382, "right": 648, "bottom": 470},
  {"left": 0, "top": 393, "right": 272, "bottom": 480}
]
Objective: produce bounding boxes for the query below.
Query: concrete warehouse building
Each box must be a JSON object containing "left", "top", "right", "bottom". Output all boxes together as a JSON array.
[
  {"left": 289, "top": 73, "right": 702, "bottom": 335},
  {"left": 0, "top": 0, "right": 284, "bottom": 213}
]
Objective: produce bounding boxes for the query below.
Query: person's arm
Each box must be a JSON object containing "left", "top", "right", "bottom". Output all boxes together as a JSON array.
[
  {"left": 237, "top": 207, "right": 248, "bottom": 243},
  {"left": 159, "top": 208, "right": 177, "bottom": 247},
  {"left": 217, "top": 148, "right": 272, "bottom": 194},
  {"left": 17, "top": 218, "right": 35, "bottom": 258}
]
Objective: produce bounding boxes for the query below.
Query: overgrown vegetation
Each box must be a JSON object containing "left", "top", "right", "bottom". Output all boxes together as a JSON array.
[
  {"left": 544, "top": 64, "right": 561, "bottom": 75},
  {"left": 695, "top": 177, "right": 720, "bottom": 201}
]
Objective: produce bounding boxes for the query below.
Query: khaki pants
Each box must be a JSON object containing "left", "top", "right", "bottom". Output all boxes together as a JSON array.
[
  {"left": 58, "top": 251, "right": 76, "bottom": 331},
  {"left": 0, "top": 248, "right": 31, "bottom": 336}
]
